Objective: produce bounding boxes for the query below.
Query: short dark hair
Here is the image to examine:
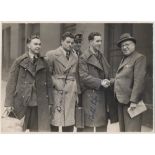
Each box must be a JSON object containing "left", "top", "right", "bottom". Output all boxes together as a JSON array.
[
  {"left": 88, "top": 32, "right": 101, "bottom": 41},
  {"left": 61, "top": 32, "right": 74, "bottom": 41},
  {"left": 27, "top": 33, "right": 40, "bottom": 44}
]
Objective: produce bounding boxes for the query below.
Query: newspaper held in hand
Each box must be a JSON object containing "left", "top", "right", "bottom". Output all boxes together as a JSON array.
[{"left": 127, "top": 100, "right": 147, "bottom": 118}]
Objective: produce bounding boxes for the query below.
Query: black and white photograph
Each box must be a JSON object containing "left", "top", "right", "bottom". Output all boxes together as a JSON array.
[{"left": 1, "top": 23, "right": 153, "bottom": 133}]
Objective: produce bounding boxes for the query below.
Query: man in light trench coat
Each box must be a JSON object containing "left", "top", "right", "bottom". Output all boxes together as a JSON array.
[
  {"left": 45, "top": 32, "right": 79, "bottom": 132},
  {"left": 79, "top": 32, "right": 118, "bottom": 132}
]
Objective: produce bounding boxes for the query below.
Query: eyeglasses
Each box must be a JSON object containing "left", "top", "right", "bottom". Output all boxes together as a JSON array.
[{"left": 121, "top": 42, "right": 133, "bottom": 48}]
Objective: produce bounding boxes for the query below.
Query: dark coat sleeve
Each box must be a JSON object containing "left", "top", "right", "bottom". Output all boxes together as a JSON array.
[
  {"left": 79, "top": 56, "right": 101, "bottom": 90},
  {"left": 46, "top": 65, "right": 53, "bottom": 105},
  {"left": 5, "top": 60, "right": 20, "bottom": 107},
  {"left": 130, "top": 56, "right": 146, "bottom": 103},
  {"left": 76, "top": 60, "right": 81, "bottom": 95},
  {"left": 44, "top": 56, "right": 53, "bottom": 105},
  {"left": 45, "top": 51, "right": 54, "bottom": 74}
]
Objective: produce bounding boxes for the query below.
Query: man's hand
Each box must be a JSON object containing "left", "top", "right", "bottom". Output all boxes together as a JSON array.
[
  {"left": 101, "top": 79, "right": 110, "bottom": 88},
  {"left": 128, "top": 102, "right": 137, "bottom": 111},
  {"left": 110, "top": 78, "right": 115, "bottom": 85},
  {"left": 3, "top": 106, "right": 14, "bottom": 117},
  {"left": 49, "top": 105, "right": 53, "bottom": 114},
  {"left": 5, "top": 106, "right": 14, "bottom": 113}
]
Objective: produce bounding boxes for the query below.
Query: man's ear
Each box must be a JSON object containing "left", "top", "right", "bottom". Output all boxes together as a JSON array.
[
  {"left": 89, "top": 40, "right": 93, "bottom": 45},
  {"left": 27, "top": 43, "right": 30, "bottom": 49},
  {"left": 61, "top": 40, "right": 63, "bottom": 46}
]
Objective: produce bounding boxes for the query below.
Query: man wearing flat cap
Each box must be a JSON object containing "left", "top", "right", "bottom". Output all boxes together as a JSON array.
[
  {"left": 72, "top": 33, "right": 84, "bottom": 132},
  {"left": 113, "top": 33, "right": 146, "bottom": 132},
  {"left": 73, "top": 33, "right": 83, "bottom": 56}
]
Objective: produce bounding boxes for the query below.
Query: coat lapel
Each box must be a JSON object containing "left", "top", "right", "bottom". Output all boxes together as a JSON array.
[
  {"left": 87, "top": 48, "right": 103, "bottom": 71},
  {"left": 20, "top": 55, "right": 36, "bottom": 77},
  {"left": 65, "top": 51, "right": 78, "bottom": 72},
  {"left": 55, "top": 47, "right": 68, "bottom": 68},
  {"left": 117, "top": 52, "right": 135, "bottom": 72},
  {"left": 100, "top": 53, "right": 110, "bottom": 77},
  {"left": 55, "top": 47, "right": 78, "bottom": 72},
  {"left": 36, "top": 58, "right": 45, "bottom": 73},
  {"left": 20, "top": 53, "right": 45, "bottom": 76}
]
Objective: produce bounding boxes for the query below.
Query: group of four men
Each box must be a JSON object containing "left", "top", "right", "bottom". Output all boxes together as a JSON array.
[{"left": 5, "top": 31, "right": 146, "bottom": 132}]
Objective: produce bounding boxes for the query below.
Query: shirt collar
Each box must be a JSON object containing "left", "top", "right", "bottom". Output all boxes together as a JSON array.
[
  {"left": 28, "top": 51, "right": 39, "bottom": 59},
  {"left": 89, "top": 46, "right": 101, "bottom": 56}
]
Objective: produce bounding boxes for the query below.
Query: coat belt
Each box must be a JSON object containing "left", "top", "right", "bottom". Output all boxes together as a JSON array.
[{"left": 53, "top": 75, "right": 76, "bottom": 80}]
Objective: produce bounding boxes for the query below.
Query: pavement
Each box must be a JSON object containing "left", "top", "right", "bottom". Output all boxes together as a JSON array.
[{"left": 1, "top": 80, "right": 153, "bottom": 133}]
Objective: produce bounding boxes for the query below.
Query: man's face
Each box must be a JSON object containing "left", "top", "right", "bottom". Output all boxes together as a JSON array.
[
  {"left": 61, "top": 37, "right": 74, "bottom": 51},
  {"left": 90, "top": 35, "right": 102, "bottom": 51},
  {"left": 121, "top": 40, "right": 135, "bottom": 56},
  {"left": 27, "top": 38, "right": 41, "bottom": 55},
  {"left": 74, "top": 40, "right": 82, "bottom": 51}
]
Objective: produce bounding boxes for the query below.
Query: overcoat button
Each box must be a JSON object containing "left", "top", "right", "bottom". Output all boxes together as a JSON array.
[{"left": 57, "top": 106, "right": 61, "bottom": 112}]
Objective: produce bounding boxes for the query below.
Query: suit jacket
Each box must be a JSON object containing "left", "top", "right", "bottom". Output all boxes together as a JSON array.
[
  {"left": 114, "top": 51, "right": 146, "bottom": 104},
  {"left": 45, "top": 46, "right": 79, "bottom": 126}
]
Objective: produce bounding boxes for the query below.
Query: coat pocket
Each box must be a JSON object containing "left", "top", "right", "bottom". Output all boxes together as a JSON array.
[
  {"left": 13, "top": 90, "right": 26, "bottom": 119},
  {"left": 23, "top": 84, "right": 33, "bottom": 106}
]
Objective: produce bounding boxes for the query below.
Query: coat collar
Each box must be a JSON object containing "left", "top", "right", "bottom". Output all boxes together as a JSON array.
[
  {"left": 55, "top": 47, "right": 78, "bottom": 72},
  {"left": 19, "top": 52, "right": 45, "bottom": 76},
  {"left": 117, "top": 51, "right": 136, "bottom": 72},
  {"left": 86, "top": 47, "right": 104, "bottom": 71}
]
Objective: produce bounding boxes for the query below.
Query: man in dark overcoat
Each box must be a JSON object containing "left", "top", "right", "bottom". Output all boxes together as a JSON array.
[
  {"left": 5, "top": 34, "right": 52, "bottom": 132},
  {"left": 79, "top": 32, "right": 118, "bottom": 132},
  {"left": 73, "top": 33, "right": 84, "bottom": 132},
  {"left": 73, "top": 33, "right": 83, "bottom": 56}
]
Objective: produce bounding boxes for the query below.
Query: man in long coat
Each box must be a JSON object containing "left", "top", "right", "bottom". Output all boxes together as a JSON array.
[
  {"left": 73, "top": 33, "right": 84, "bottom": 131},
  {"left": 114, "top": 33, "right": 146, "bottom": 132},
  {"left": 79, "top": 32, "right": 118, "bottom": 132},
  {"left": 5, "top": 34, "right": 52, "bottom": 132},
  {"left": 45, "top": 32, "right": 78, "bottom": 132}
]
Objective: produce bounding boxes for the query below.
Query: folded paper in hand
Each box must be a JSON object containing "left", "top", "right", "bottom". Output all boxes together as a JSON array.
[{"left": 127, "top": 100, "right": 147, "bottom": 118}]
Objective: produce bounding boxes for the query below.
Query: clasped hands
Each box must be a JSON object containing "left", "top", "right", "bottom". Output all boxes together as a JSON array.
[{"left": 101, "top": 79, "right": 111, "bottom": 88}]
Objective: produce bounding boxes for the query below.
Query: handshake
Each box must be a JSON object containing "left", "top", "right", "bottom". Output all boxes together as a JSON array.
[{"left": 101, "top": 79, "right": 114, "bottom": 88}]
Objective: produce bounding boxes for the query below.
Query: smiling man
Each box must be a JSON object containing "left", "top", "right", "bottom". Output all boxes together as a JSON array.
[
  {"left": 5, "top": 34, "right": 52, "bottom": 132},
  {"left": 114, "top": 33, "right": 147, "bottom": 132},
  {"left": 79, "top": 32, "right": 118, "bottom": 132}
]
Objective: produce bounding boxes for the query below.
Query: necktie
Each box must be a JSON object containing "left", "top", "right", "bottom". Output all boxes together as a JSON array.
[
  {"left": 66, "top": 51, "right": 70, "bottom": 60},
  {"left": 33, "top": 56, "right": 38, "bottom": 64}
]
